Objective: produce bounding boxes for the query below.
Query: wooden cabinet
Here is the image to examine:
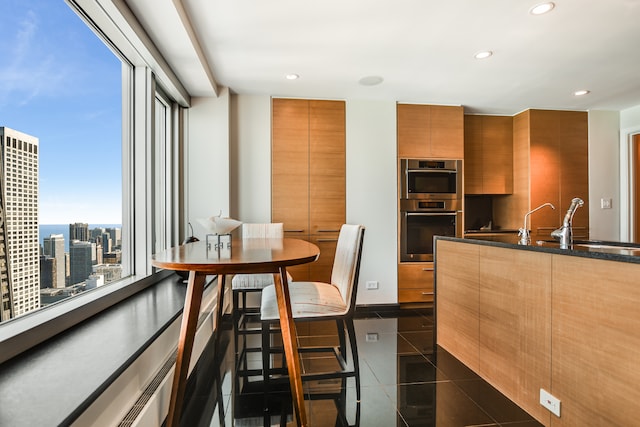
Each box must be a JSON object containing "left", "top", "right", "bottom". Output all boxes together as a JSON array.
[
  {"left": 398, "top": 262, "right": 434, "bottom": 303},
  {"left": 397, "top": 104, "right": 464, "bottom": 159},
  {"left": 526, "top": 110, "right": 589, "bottom": 240},
  {"left": 272, "top": 98, "right": 345, "bottom": 283},
  {"left": 493, "top": 109, "right": 589, "bottom": 240},
  {"left": 464, "top": 115, "right": 513, "bottom": 194},
  {"left": 396, "top": 103, "right": 463, "bottom": 303}
]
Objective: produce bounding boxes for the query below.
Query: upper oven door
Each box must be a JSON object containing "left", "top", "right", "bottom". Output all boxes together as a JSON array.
[{"left": 401, "top": 159, "right": 461, "bottom": 199}]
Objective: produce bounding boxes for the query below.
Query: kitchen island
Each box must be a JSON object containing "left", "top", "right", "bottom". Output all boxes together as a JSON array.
[{"left": 434, "top": 236, "right": 640, "bottom": 427}]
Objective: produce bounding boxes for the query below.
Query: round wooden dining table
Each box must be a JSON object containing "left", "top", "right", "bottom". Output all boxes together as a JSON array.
[{"left": 151, "top": 238, "right": 319, "bottom": 427}]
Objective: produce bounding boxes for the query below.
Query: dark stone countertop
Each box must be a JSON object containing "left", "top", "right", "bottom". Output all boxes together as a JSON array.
[{"left": 439, "top": 235, "right": 640, "bottom": 264}]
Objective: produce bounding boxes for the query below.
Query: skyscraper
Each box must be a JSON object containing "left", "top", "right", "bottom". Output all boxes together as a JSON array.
[
  {"left": 70, "top": 222, "right": 89, "bottom": 242},
  {"left": 43, "top": 234, "right": 65, "bottom": 289},
  {"left": 69, "top": 240, "right": 94, "bottom": 286},
  {"left": 0, "top": 127, "right": 39, "bottom": 318}
]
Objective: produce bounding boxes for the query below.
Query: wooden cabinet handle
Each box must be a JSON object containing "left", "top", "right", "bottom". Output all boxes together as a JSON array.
[
  {"left": 421, "top": 292, "right": 434, "bottom": 296},
  {"left": 316, "top": 238, "right": 339, "bottom": 242},
  {"left": 285, "top": 229, "right": 305, "bottom": 233},
  {"left": 317, "top": 229, "right": 340, "bottom": 233},
  {"left": 422, "top": 267, "right": 434, "bottom": 271}
]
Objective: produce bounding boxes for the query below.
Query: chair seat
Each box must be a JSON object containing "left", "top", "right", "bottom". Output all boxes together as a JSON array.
[
  {"left": 260, "top": 281, "right": 348, "bottom": 321},
  {"left": 232, "top": 272, "right": 293, "bottom": 291}
]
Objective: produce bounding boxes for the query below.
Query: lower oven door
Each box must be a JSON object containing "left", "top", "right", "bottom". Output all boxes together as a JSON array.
[{"left": 401, "top": 211, "right": 460, "bottom": 262}]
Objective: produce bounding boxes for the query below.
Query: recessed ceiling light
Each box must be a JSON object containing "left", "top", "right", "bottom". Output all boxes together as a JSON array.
[
  {"left": 574, "top": 89, "right": 590, "bottom": 96},
  {"left": 285, "top": 74, "right": 299, "bottom": 80},
  {"left": 358, "top": 75, "right": 384, "bottom": 86},
  {"left": 474, "top": 51, "right": 493, "bottom": 60},
  {"left": 530, "top": 2, "right": 555, "bottom": 15}
]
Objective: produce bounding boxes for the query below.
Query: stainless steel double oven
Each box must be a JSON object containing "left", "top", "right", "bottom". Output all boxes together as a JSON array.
[{"left": 400, "top": 159, "right": 462, "bottom": 262}]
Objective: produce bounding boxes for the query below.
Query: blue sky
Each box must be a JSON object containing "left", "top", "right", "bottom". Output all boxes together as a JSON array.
[{"left": 0, "top": 0, "right": 122, "bottom": 224}]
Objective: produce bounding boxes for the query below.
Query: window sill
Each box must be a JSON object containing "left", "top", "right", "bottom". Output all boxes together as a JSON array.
[{"left": 0, "top": 273, "right": 193, "bottom": 427}]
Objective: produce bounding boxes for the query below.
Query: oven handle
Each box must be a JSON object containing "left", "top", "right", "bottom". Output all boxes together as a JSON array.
[
  {"left": 406, "top": 169, "right": 457, "bottom": 173},
  {"left": 405, "top": 212, "right": 458, "bottom": 216}
]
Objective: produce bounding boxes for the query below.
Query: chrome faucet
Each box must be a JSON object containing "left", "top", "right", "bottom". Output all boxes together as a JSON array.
[
  {"left": 551, "top": 197, "right": 584, "bottom": 249},
  {"left": 518, "top": 202, "right": 555, "bottom": 245}
]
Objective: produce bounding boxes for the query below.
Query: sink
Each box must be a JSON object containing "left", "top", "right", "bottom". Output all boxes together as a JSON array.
[
  {"left": 533, "top": 240, "right": 640, "bottom": 255},
  {"left": 575, "top": 243, "right": 640, "bottom": 250}
]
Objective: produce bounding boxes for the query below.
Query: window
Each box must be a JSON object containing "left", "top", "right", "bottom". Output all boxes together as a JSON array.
[{"left": 0, "top": 0, "right": 187, "bottom": 363}]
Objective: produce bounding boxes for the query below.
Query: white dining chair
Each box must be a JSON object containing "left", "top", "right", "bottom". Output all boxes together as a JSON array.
[
  {"left": 231, "top": 223, "right": 292, "bottom": 384},
  {"left": 231, "top": 223, "right": 291, "bottom": 311},
  {"left": 259, "top": 224, "right": 365, "bottom": 402}
]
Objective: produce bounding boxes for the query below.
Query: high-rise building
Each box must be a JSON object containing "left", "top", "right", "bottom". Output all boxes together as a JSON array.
[
  {"left": 39, "top": 256, "right": 55, "bottom": 289},
  {"left": 43, "top": 234, "right": 65, "bottom": 289},
  {"left": 69, "top": 240, "right": 94, "bottom": 286},
  {"left": 101, "top": 232, "right": 112, "bottom": 254},
  {"left": 90, "top": 227, "right": 104, "bottom": 241},
  {"left": 0, "top": 127, "right": 39, "bottom": 319},
  {"left": 70, "top": 223, "right": 89, "bottom": 242},
  {"left": 106, "top": 227, "right": 121, "bottom": 248}
]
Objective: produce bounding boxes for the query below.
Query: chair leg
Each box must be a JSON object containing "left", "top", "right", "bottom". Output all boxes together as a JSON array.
[
  {"left": 345, "top": 317, "right": 361, "bottom": 402},
  {"left": 336, "top": 319, "right": 347, "bottom": 362},
  {"left": 261, "top": 320, "right": 272, "bottom": 413}
]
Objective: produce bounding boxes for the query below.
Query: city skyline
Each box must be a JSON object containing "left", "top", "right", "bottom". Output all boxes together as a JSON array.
[{"left": 0, "top": 0, "right": 122, "bottom": 224}]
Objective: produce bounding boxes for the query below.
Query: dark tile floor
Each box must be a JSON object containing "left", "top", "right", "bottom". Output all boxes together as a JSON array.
[{"left": 179, "top": 308, "right": 544, "bottom": 427}]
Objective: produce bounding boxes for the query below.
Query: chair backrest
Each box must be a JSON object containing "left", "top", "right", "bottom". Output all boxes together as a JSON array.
[
  {"left": 330, "top": 224, "right": 365, "bottom": 315},
  {"left": 241, "top": 223, "right": 284, "bottom": 239}
]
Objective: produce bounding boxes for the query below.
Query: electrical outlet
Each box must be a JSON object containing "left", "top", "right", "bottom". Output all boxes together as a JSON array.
[
  {"left": 540, "top": 388, "right": 561, "bottom": 417},
  {"left": 601, "top": 198, "right": 612, "bottom": 209},
  {"left": 366, "top": 280, "right": 379, "bottom": 290},
  {"left": 365, "top": 332, "right": 379, "bottom": 342}
]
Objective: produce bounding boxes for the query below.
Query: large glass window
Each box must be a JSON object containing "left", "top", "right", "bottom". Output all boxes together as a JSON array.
[
  {"left": 0, "top": 0, "right": 124, "bottom": 321},
  {"left": 0, "top": 0, "right": 184, "bottom": 360}
]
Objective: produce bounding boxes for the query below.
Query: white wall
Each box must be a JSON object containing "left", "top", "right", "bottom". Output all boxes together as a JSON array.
[
  {"left": 588, "top": 110, "right": 620, "bottom": 241},
  {"left": 231, "top": 95, "right": 272, "bottom": 222},
  {"left": 345, "top": 100, "right": 398, "bottom": 305},
  {"left": 620, "top": 104, "right": 640, "bottom": 129},
  {"left": 186, "top": 88, "right": 232, "bottom": 238}
]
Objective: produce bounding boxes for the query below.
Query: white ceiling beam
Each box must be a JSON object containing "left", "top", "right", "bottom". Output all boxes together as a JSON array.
[{"left": 171, "top": 0, "right": 219, "bottom": 97}]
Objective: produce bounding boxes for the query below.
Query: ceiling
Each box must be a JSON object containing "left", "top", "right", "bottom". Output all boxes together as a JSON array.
[{"left": 123, "top": 0, "right": 640, "bottom": 115}]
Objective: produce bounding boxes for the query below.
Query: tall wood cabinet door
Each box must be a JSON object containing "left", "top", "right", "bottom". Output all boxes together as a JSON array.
[
  {"left": 482, "top": 115, "right": 513, "bottom": 194},
  {"left": 529, "top": 110, "right": 561, "bottom": 238},
  {"left": 309, "top": 234, "right": 339, "bottom": 283},
  {"left": 397, "top": 104, "right": 430, "bottom": 158},
  {"left": 272, "top": 98, "right": 310, "bottom": 234},
  {"left": 464, "top": 115, "right": 483, "bottom": 194},
  {"left": 430, "top": 105, "right": 464, "bottom": 159},
  {"left": 309, "top": 100, "right": 346, "bottom": 234},
  {"left": 558, "top": 111, "right": 589, "bottom": 238}
]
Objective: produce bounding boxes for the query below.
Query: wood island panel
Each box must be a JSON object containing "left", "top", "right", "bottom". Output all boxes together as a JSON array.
[
  {"left": 437, "top": 238, "right": 640, "bottom": 427},
  {"left": 551, "top": 256, "right": 640, "bottom": 427},
  {"left": 478, "top": 245, "right": 552, "bottom": 424},
  {"left": 435, "top": 240, "right": 480, "bottom": 371}
]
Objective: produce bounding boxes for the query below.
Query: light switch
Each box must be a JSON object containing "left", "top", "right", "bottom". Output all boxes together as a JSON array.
[{"left": 601, "top": 198, "right": 612, "bottom": 209}]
